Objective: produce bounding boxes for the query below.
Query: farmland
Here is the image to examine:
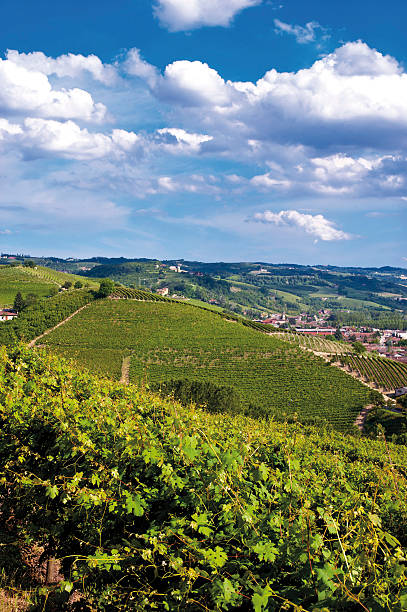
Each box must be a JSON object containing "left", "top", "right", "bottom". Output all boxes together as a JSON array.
[
  {"left": 41, "top": 298, "right": 371, "bottom": 430},
  {"left": 336, "top": 353, "right": 407, "bottom": 391}
]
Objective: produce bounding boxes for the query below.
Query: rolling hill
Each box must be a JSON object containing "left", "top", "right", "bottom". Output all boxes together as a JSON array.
[
  {"left": 0, "top": 265, "right": 98, "bottom": 307},
  {"left": 39, "top": 297, "right": 372, "bottom": 430}
]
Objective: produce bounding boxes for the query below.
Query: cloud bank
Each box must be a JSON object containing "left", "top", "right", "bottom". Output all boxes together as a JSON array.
[{"left": 0, "top": 41, "right": 406, "bottom": 249}]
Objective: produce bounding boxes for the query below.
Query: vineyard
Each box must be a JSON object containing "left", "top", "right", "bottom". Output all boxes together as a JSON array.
[
  {"left": 111, "top": 287, "right": 173, "bottom": 301},
  {"left": 0, "top": 265, "right": 98, "bottom": 306},
  {"left": 23, "top": 265, "right": 99, "bottom": 288},
  {"left": 0, "top": 346, "right": 406, "bottom": 610},
  {"left": 0, "top": 266, "right": 57, "bottom": 306},
  {"left": 336, "top": 353, "right": 407, "bottom": 391},
  {"left": 41, "top": 299, "right": 371, "bottom": 430},
  {"left": 273, "top": 330, "right": 353, "bottom": 354}
]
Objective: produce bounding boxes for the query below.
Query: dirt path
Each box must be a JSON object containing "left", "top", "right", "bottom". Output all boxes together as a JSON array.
[
  {"left": 354, "top": 404, "right": 375, "bottom": 431},
  {"left": 28, "top": 303, "right": 91, "bottom": 348},
  {"left": 120, "top": 356, "right": 130, "bottom": 384}
]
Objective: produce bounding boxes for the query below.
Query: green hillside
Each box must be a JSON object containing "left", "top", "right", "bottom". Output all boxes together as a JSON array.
[
  {"left": 0, "top": 265, "right": 98, "bottom": 307},
  {"left": 41, "top": 298, "right": 371, "bottom": 430},
  {"left": 0, "top": 346, "right": 406, "bottom": 611}
]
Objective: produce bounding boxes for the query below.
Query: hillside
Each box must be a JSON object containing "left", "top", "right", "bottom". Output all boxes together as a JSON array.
[
  {"left": 40, "top": 297, "right": 372, "bottom": 431},
  {"left": 0, "top": 346, "right": 406, "bottom": 611},
  {"left": 0, "top": 265, "right": 98, "bottom": 307}
]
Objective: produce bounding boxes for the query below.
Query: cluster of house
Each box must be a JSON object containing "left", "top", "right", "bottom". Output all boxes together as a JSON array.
[{"left": 0, "top": 309, "right": 18, "bottom": 322}]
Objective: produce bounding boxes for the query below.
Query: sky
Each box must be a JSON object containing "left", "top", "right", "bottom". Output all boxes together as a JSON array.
[{"left": 0, "top": 0, "right": 406, "bottom": 266}]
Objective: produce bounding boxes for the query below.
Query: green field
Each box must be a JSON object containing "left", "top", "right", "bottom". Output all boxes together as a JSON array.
[
  {"left": 0, "top": 265, "right": 98, "bottom": 307},
  {"left": 41, "top": 298, "right": 371, "bottom": 430}
]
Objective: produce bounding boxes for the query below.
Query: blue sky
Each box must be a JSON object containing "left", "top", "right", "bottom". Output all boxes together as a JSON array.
[{"left": 0, "top": 0, "right": 406, "bottom": 266}]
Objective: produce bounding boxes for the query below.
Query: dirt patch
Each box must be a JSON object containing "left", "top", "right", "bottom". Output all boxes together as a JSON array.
[{"left": 120, "top": 356, "right": 131, "bottom": 385}]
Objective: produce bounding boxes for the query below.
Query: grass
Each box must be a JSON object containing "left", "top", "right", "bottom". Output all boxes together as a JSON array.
[{"left": 40, "top": 298, "right": 371, "bottom": 430}]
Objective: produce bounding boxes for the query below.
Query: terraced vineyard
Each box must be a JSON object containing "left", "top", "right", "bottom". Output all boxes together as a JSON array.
[
  {"left": 273, "top": 330, "right": 353, "bottom": 354},
  {"left": 111, "top": 287, "right": 173, "bottom": 301},
  {"left": 0, "top": 266, "right": 57, "bottom": 306},
  {"left": 41, "top": 299, "right": 371, "bottom": 430},
  {"left": 23, "top": 265, "right": 99, "bottom": 288},
  {"left": 337, "top": 354, "right": 407, "bottom": 390},
  {"left": 0, "top": 265, "right": 97, "bottom": 306}
]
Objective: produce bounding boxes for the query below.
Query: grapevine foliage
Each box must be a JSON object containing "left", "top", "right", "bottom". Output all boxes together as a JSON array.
[{"left": 0, "top": 346, "right": 406, "bottom": 610}]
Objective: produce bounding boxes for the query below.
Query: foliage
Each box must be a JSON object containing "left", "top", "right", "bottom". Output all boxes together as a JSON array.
[
  {"left": 0, "top": 346, "right": 406, "bottom": 611},
  {"left": 364, "top": 406, "right": 407, "bottom": 445},
  {"left": 97, "top": 279, "right": 115, "bottom": 298},
  {"left": 151, "top": 378, "right": 242, "bottom": 414},
  {"left": 41, "top": 299, "right": 371, "bottom": 430},
  {"left": 352, "top": 341, "right": 366, "bottom": 354},
  {"left": 23, "top": 259, "right": 36, "bottom": 268},
  {"left": 13, "top": 291, "right": 25, "bottom": 312}
]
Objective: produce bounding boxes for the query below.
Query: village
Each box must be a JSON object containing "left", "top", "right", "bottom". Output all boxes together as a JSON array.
[{"left": 254, "top": 309, "right": 407, "bottom": 363}]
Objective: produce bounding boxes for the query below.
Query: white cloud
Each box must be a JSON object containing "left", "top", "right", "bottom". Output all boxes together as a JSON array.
[
  {"left": 250, "top": 173, "right": 291, "bottom": 190},
  {"left": 0, "top": 116, "right": 212, "bottom": 161},
  {"left": 154, "top": 0, "right": 261, "bottom": 32},
  {"left": 0, "top": 58, "right": 106, "bottom": 122},
  {"left": 274, "top": 19, "right": 328, "bottom": 44},
  {"left": 123, "top": 48, "right": 159, "bottom": 87},
  {"left": 6, "top": 50, "right": 117, "bottom": 85},
  {"left": 156, "top": 127, "right": 212, "bottom": 152},
  {"left": 151, "top": 41, "right": 407, "bottom": 144},
  {"left": 0, "top": 118, "right": 23, "bottom": 137},
  {"left": 252, "top": 210, "right": 352, "bottom": 241},
  {"left": 159, "top": 60, "right": 231, "bottom": 106}
]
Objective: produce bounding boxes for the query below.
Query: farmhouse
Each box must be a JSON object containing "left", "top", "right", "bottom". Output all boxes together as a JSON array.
[
  {"left": 157, "top": 287, "right": 169, "bottom": 296},
  {"left": 0, "top": 310, "right": 18, "bottom": 322}
]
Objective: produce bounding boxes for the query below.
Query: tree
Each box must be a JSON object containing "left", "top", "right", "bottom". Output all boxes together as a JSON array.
[
  {"left": 13, "top": 292, "right": 25, "bottom": 312},
  {"left": 23, "top": 259, "right": 35, "bottom": 268},
  {"left": 97, "top": 279, "right": 115, "bottom": 298},
  {"left": 334, "top": 327, "right": 343, "bottom": 341},
  {"left": 352, "top": 341, "right": 366, "bottom": 354},
  {"left": 74, "top": 281, "right": 83, "bottom": 289},
  {"left": 62, "top": 281, "right": 73, "bottom": 290}
]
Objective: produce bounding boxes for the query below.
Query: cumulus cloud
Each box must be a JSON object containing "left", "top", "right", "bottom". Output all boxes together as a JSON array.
[
  {"left": 5, "top": 50, "right": 117, "bottom": 85},
  {"left": 252, "top": 210, "right": 352, "bottom": 241},
  {"left": 0, "top": 116, "right": 212, "bottom": 162},
  {"left": 0, "top": 58, "right": 106, "bottom": 122},
  {"left": 150, "top": 41, "right": 407, "bottom": 151},
  {"left": 159, "top": 60, "right": 231, "bottom": 106},
  {"left": 123, "top": 48, "right": 159, "bottom": 87},
  {"left": 274, "top": 19, "right": 328, "bottom": 44},
  {"left": 154, "top": 0, "right": 261, "bottom": 31}
]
